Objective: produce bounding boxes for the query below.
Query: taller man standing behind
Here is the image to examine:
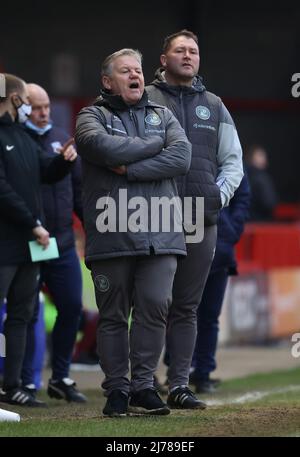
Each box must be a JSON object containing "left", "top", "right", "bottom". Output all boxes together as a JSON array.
[{"left": 147, "top": 30, "right": 244, "bottom": 409}]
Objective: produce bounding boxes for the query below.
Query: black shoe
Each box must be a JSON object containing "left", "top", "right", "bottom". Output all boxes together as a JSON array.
[
  {"left": 194, "top": 379, "right": 219, "bottom": 394},
  {"left": 48, "top": 378, "right": 87, "bottom": 403},
  {"left": 103, "top": 390, "right": 128, "bottom": 417},
  {"left": 167, "top": 386, "right": 207, "bottom": 410},
  {"left": 22, "top": 384, "right": 48, "bottom": 407},
  {"left": 0, "top": 387, "right": 47, "bottom": 407},
  {"left": 189, "top": 372, "right": 221, "bottom": 393},
  {"left": 129, "top": 388, "right": 170, "bottom": 415}
]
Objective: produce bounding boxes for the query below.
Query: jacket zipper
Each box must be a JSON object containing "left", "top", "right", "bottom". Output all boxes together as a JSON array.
[
  {"left": 179, "top": 90, "right": 187, "bottom": 202},
  {"left": 179, "top": 90, "right": 187, "bottom": 131},
  {"left": 129, "top": 107, "right": 154, "bottom": 254}
]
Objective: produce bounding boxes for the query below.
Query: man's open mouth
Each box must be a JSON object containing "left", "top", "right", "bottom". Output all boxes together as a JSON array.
[{"left": 129, "top": 82, "right": 139, "bottom": 89}]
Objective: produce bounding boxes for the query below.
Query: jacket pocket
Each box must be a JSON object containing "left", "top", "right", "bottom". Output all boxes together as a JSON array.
[{"left": 213, "top": 183, "right": 222, "bottom": 210}]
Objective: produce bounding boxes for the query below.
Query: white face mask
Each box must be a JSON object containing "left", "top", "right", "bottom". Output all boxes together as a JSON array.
[
  {"left": 25, "top": 119, "right": 52, "bottom": 135},
  {"left": 17, "top": 102, "right": 32, "bottom": 123},
  {"left": 13, "top": 96, "right": 32, "bottom": 123}
]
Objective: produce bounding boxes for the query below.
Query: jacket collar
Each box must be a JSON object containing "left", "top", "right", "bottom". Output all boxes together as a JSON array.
[
  {"left": 94, "top": 90, "right": 149, "bottom": 111},
  {"left": 149, "top": 68, "right": 206, "bottom": 95}
]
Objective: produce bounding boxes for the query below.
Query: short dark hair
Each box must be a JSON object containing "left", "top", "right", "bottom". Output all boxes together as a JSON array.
[
  {"left": 162, "top": 29, "right": 199, "bottom": 54},
  {"left": 0, "top": 73, "right": 25, "bottom": 103}
]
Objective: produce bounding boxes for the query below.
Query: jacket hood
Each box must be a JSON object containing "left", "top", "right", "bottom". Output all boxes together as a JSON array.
[
  {"left": 93, "top": 89, "right": 149, "bottom": 111},
  {"left": 149, "top": 68, "right": 206, "bottom": 95},
  {"left": 0, "top": 112, "right": 15, "bottom": 126}
]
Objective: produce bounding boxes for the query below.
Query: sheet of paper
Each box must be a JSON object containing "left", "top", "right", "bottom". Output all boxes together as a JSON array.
[{"left": 28, "top": 237, "right": 59, "bottom": 262}]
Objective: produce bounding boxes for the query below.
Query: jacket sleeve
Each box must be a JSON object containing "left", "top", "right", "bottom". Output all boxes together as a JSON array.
[
  {"left": 228, "top": 173, "right": 251, "bottom": 243},
  {"left": 0, "top": 151, "right": 37, "bottom": 229},
  {"left": 39, "top": 149, "right": 74, "bottom": 184},
  {"left": 216, "top": 101, "right": 244, "bottom": 207},
  {"left": 126, "top": 109, "right": 191, "bottom": 181},
  {"left": 75, "top": 106, "right": 164, "bottom": 168},
  {"left": 71, "top": 155, "right": 83, "bottom": 222}
]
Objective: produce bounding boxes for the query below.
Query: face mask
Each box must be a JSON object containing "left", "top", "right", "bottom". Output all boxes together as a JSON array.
[
  {"left": 12, "top": 96, "right": 32, "bottom": 123},
  {"left": 17, "top": 102, "right": 32, "bottom": 123},
  {"left": 25, "top": 119, "right": 52, "bottom": 135}
]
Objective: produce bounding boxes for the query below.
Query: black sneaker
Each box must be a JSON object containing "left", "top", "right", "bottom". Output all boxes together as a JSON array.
[
  {"left": 103, "top": 390, "right": 128, "bottom": 417},
  {"left": 189, "top": 372, "right": 220, "bottom": 394},
  {"left": 129, "top": 389, "right": 170, "bottom": 415},
  {"left": 22, "top": 384, "right": 48, "bottom": 407},
  {"left": 0, "top": 387, "right": 47, "bottom": 407},
  {"left": 194, "top": 379, "right": 219, "bottom": 394},
  {"left": 48, "top": 378, "right": 87, "bottom": 403},
  {"left": 167, "top": 386, "right": 207, "bottom": 410}
]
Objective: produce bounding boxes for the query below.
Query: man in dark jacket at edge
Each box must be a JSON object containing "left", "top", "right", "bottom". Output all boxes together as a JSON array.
[
  {"left": 190, "top": 175, "right": 250, "bottom": 393},
  {"left": 75, "top": 48, "right": 191, "bottom": 417},
  {"left": 20, "top": 83, "right": 86, "bottom": 404},
  {"left": 147, "top": 30, "right": 244, "bottom": 409},
  {"left": 0, "top": 74, "right": 77, "bottom": 406}
]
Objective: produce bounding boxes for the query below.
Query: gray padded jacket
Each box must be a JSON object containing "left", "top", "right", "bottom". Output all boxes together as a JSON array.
[{"left": 75, "top": 90, "right": 191, "bottom": 266}]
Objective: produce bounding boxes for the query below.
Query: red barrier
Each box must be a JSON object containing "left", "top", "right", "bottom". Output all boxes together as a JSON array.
[
  {"left": 236, "top": 223, "right": 300, "bottom": 270},
  {"left": 274, "top": 203, "right": 300, "bottom": 221}
]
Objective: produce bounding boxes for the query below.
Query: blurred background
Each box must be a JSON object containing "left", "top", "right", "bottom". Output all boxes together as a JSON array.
[
  {"left": 0, "top": 0, "right": 300, "bottom": 202},
  {"left": 1, "top": 1, "right": 299, "bottom": 201},
  {"left": 1, "top": 1, "right": 300, "bottom": 348}
]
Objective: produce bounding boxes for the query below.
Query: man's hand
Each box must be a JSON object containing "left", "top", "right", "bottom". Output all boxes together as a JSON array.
[
  {"left": 58, "top": 138, "right": 77, "bottom": 162},
  {"left": 32, "top": 226, "right": 50, "bottom": 248},
  {"left": 110, "top": 165, "right": 127, "bottom": 175}
]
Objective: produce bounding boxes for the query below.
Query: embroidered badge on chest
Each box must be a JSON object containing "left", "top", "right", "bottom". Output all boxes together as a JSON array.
[
  {"left": 145, "top": 113, "right": 162, "bottom": 126},
  {"left": 195, "top": 105, "right": 211, "bottom": 120}
]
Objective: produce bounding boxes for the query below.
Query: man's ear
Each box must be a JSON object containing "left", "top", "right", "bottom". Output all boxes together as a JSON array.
[
  {"left": 10, "top": 92, "right": 20, "bottom": 107},
  {"left": 160, "top": 54, "right": 167, "bottom": 68},
  {"left": 102, "top": 75, "right": 111, "bottom": 91}
]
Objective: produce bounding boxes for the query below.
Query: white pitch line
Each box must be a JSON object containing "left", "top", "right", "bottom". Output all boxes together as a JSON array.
[{"left": 206, "top": 385, "right": 300, "bottom": 406}]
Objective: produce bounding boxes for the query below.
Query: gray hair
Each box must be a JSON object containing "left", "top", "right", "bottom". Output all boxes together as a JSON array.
[{"left": 101, "top": 48, "right": 143, "bottom": 77}]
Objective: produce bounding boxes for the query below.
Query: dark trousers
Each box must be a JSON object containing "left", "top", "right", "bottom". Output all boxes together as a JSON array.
[
  {"left": 0, "top": 263, "right": 40, "bottom": 390},
  {"left": 166, "top": 225, "right": 217, "bottom": 389},
  {"left": 21, "top": 247, "right": 82, "bottom": 384},
  {"left": 192, "top": 268, "right": 229, "bottom": 379},
  {"left": 91, "top": 254, "right": 177, "bottom": 395}
]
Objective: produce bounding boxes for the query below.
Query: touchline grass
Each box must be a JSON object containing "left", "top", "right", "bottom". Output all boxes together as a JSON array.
[{"left": 0, "top": 368, "right": 300, "bottom": 437}]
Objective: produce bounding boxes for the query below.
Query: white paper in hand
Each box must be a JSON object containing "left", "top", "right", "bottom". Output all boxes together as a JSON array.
[{"left": 29, "top": 237, "right": 59, "bottom": 262}]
